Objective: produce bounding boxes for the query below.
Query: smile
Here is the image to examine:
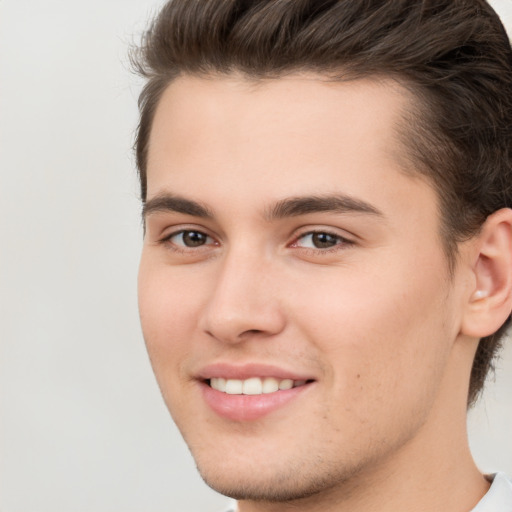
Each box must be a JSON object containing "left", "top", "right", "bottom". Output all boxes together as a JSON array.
[
  {"left": 209, "top": 377, "right": 308, "bottom": 395},
  {"left": 198, "top": 364, "right": 316, "bottom": 420}
]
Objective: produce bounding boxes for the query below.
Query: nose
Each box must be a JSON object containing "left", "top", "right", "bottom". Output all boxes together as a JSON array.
[{"left": 199, "top": 251, "right": 286, "bottom": 344}]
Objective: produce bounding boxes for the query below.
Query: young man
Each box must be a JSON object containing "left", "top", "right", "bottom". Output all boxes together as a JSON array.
[{"left": 134, "top": 1, "right": 512, "bottom": 511}]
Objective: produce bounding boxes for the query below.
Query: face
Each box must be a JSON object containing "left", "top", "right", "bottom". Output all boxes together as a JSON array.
[{"left": 138, "top": 74, "right": 469, "bottom": 505}]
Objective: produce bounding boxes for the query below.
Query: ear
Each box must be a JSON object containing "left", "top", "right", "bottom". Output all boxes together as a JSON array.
[{"left": 461, "top": 208, "right": 512, "bottom": 338}]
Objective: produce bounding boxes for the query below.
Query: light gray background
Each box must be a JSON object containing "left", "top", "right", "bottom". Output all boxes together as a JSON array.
[{"left": 0, "top": 1, "right": 511, "bottom": 511}]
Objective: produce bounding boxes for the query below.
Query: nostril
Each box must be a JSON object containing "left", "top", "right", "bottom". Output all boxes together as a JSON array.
[{"left": 241, "top": 329, "right": 264, "bottom": 337}]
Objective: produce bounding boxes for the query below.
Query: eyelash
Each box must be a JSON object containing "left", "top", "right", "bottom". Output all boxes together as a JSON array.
[{"left": 158, "top": 228, "right": 353, "bottom": 254}]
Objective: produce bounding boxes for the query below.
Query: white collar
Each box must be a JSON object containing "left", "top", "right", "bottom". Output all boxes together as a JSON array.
[{"left": 470, "top": 473, "right": 512, "bottom": 512}]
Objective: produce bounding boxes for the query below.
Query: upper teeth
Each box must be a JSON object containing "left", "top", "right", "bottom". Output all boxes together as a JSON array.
[{"left": 210, "top": 377, "right": 307, "bottom": 395}]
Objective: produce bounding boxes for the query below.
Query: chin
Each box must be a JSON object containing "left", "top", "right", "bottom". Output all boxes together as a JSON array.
[
  {"left": 199, "top": 469, "right": 327, "bottom": 502},
  {"left": 194, "top": 450, "right": 363, "bottom": 504}
]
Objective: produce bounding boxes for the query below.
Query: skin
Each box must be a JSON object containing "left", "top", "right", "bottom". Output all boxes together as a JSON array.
[{"left": 138, "top": 74, "right": 497, "bottom": 512}]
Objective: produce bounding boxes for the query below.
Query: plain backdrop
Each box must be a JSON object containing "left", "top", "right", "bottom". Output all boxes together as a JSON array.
[{"left": 1, "top": 1, "right": 511, "bottom": 511}]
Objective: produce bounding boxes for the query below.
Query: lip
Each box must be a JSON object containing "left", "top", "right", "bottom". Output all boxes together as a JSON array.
[
  {"left": 200, "top": 381, "right": 313, "bottom": 421},
  {"left": 196, "top": 362, "right": 316, "bottom": 422},
  {"left": 196, "top": 362, "right": 314, "bottom": 381}
]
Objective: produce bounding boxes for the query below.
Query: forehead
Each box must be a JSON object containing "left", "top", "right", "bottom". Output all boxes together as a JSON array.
[
  {"left": 148, "top": 73, "right": 410, "bottom": 164},
  {"left": 146, "top": 73, "right": 433, "bottom": 217}
]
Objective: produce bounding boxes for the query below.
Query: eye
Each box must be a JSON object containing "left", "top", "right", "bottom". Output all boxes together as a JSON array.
[
  {"left": 166, "top": 230, "right": 214, "bottom": 248},
  {"left": 293, "top": 231, "right": 349, "bottom": 250}
]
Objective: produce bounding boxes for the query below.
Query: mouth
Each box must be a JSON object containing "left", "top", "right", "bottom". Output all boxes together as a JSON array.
[
  {"left": 198, "top": 365, "right": 316, "bottom": 421},
  {"left": 207, "top": 376, "right": 311, "bottom": 395}
]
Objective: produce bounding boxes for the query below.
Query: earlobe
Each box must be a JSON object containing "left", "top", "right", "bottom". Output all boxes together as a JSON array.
[{"left": 461, "top": 208, "right": 512, "bottom": 338}]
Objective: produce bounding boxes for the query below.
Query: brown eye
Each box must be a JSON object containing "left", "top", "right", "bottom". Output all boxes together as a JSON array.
[
  {"left": 295, "top": 232, "right": 344, "bottom": 249},
  {"left": 311, "top": 232, "right": 339, "bottom": 248},
  {"left": 182, "top": 231, "right": 208, "bottom": 247},
  {"left": 168, "top": 230, "right": 213, "bottom": 248}
]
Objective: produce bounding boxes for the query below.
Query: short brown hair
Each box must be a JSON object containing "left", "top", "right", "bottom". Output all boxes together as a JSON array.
[{"left": 132, "top": 0, "right": 512, "bottom": 406}]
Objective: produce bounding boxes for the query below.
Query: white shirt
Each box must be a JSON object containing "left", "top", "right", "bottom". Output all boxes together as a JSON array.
[
  {"left": 470, "top": 473, "right": 512, "bottom": 512},
  {"left": 222, "top": 473, "right": 512, "bottom": 512}
]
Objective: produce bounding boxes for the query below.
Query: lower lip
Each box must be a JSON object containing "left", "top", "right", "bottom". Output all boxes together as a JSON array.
[{"left": 200, "top": 381, "right": 312, "bottom": 422}]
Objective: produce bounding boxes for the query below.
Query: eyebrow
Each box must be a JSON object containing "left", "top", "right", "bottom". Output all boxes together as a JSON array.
[
  {"left": 142, "top": 194, "right": 213, "bottom": 220},
  {"left": 142, "top": 192, "right": 383, "bottom": 223},
  {"left": 265, "top": 194, "right": 383, "bottom": 220}
]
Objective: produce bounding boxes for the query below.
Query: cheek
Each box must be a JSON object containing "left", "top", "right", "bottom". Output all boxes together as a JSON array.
[
  {"left": 138, "top": 260, "right": 210, "bottom": 424},
  {"left": 138, "top": 257, "right": 201, "bottom": 380},
  {"left": 289, "top": 254, "right": 454, "bottom": 420},
  {"left": 138, "top": 250, "right": 206, "bottom": 327}
]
